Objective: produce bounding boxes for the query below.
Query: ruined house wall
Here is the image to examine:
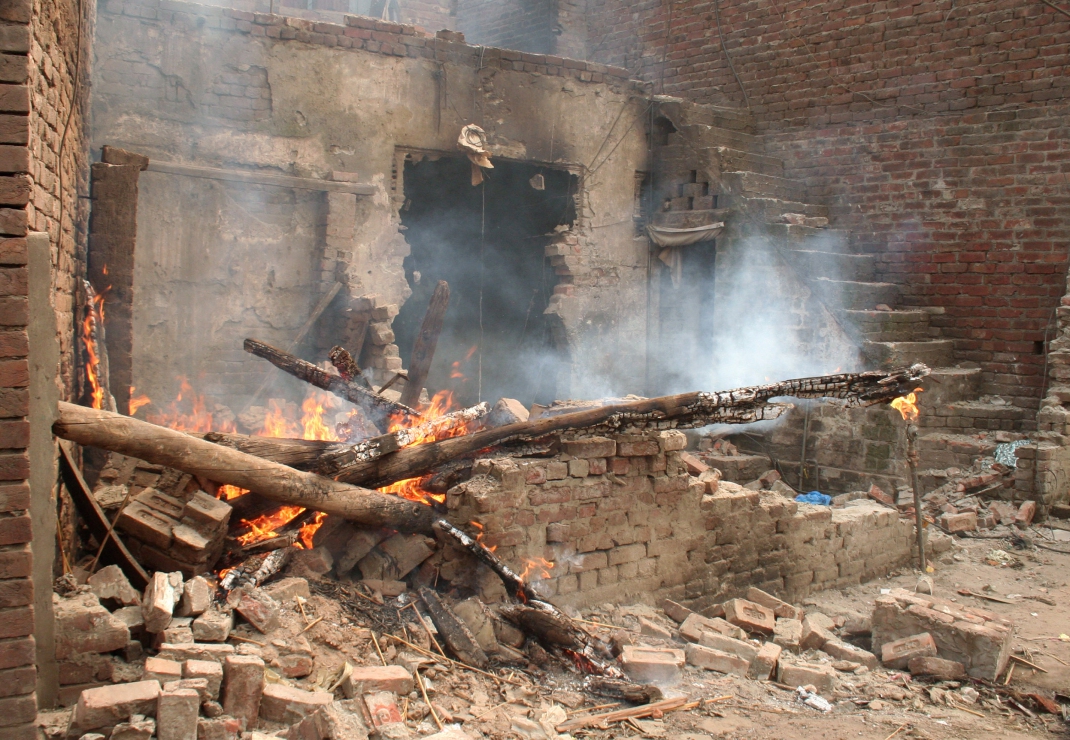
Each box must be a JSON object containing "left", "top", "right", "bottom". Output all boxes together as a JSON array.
[
  {"left": 583, "top": 0, "right": 1070, "bottom": 419},
  {"left": 454, "top": 0, "right": 557, "bottom": 55},
  {"left": 90, "top": 1, "right": 651, "bottom": 406},
  {"left": 447, "top": 432, "right": 921, "bottom": 611},
  {"left": 0, "top": 0, "right": 93, "bottom": 722}
]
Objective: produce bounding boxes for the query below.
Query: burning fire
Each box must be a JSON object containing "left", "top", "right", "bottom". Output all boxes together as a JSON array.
[
  {"left": 376, "top": 388, "right": 481, "bottom": 504},
  {"left": 890, "top": 388, "right": 923, "bottom": 422},
  {"left": 129, "top": 387, "right": 151, "bottom": 415},
  {"left": 470, "top": 520, "right": 496, "bottom": 552},
  {"left": 146, "top": 377, "right": 237, "bottom": 434},
  {"left": 518, "top": 557, "right": 554, "bottom": 581},
  {"left": 82, "top": 288, "right": 108, "bottom": 410},
  {"left": 217, "top": 484, "right": 246, "bottom": 501}
]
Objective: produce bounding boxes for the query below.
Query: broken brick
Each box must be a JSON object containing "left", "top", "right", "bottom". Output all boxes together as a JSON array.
[
  {"left": 773, "top": 618, "right": 803, "bottom": 652},
  {"left": 679, "top": 452, "right": 709, "bottom": 475},
  {"left": 142, "top": 571, "right": 180, "bottom": 633},
  {"left": 222, "top": 654, "right": 264, "bottom": 728},
  {"left": 157, "top": 687, "right": 199, "bottom": 740},
  {"left": 938, "top": 511, "right": 977, "bottom": 532},
  {"left": 880, "top": 632, "right": 937, "bottom": 669},
  {"left": 684, "top": 644, "right": 749, "bottom": 676},
  {"left": 680, "top": 613, "right": 746, "bottom": 642},
  {"left": 821, "top": 638, "right": 878, "bottom": 669},
  {"left": 87, "top": 565, "right": 141, "bottom": 607},
  {"left": 233, "top": 586, "right": 281, "bottom": 633},
  {"left": 722, "top": 598, "right": 775, "bottom": 635},
  {"left": 747, "top": 642, "right": 782, "bottom": 680},
  {"left": 777, "top": 661, "right": 836, "bottom": 692},
  {"left": 696, "top": 631, "right": 759, "bottom": 662},
  {"left": 192, "top": 609, "right": 233, "bottom": 642},
  {"left": 345, "top": 665, "right": 413, "bottom": 695},
  {"left": 259, "top": 683, "right": 334, "bottom": 724},
  {"left": 142, "top": 656, "right": 182, "bottom": 684},
  {"left": 70, "top": 680, "right": 161, "bottom": 734},
  {"left": 184, "top": 659, "right": 223, "bottom": 700},
  {"left": 1014, "top": 500, "right": 1036, "bottom": 525},
  {"left": 54, "top": 592, "right": 130, "bottom": 660},
  {"left": 907, "top": 656, "right": 966, "bottom": 680},
  {"left": 620, "top": 646, "right": 685, "bottom": 684}
]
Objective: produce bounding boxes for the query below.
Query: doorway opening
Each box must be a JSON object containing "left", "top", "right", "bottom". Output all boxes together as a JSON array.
[
  {"left": 657, "top": 241, "right": 717, "bottom": 393},
  {"left": 394, "top": 154, "right": 578, "bottom": 408}
]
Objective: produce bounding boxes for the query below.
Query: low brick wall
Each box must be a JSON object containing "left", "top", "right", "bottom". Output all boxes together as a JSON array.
[{"left": 446, "top": 431, "right": 924, "bottom": 611}]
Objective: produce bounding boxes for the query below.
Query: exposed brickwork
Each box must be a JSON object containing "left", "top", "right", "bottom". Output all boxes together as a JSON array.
[
  {"left": 402, "top": 0, "right": 455, "bottom": 33},
  {"left": 455, "top": 0, "right": 555, "bottom": 54},
  {"left": 0, "top": 0, "right": 91, "bottom": 719},
  {"left": 581, "top": 0, "right": 1070, "bottom": 418},
  {"left": 447, "top": 432, "right": 922, "bottom": 610},
  {"left": 766, "top": 106, "right": 1070, "bottom": 413},
  {"left": 95, "top": 0, "right": 632, "bottom": 86}
]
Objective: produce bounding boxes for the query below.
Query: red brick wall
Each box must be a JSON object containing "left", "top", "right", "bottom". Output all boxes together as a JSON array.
[
  {"left": 0, "top": 0, "right": 91, "bottom": 723},
  {"left": 585, "top": 0, "right": 1070, "bottom": 415}
]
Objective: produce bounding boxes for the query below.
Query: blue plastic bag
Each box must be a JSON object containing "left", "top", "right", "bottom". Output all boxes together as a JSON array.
[{"left": 795, "top": 491, "right": 832, "bottom": 506}]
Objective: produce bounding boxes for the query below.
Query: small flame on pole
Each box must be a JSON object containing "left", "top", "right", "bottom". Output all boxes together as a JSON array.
[{"left": 890, "top": 388, "right": 923, "bottom": 422}]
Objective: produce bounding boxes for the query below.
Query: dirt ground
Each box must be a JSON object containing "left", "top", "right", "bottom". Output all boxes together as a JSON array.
[{"left": 547, "top": 525, "right": 1070, "bottom": 740}]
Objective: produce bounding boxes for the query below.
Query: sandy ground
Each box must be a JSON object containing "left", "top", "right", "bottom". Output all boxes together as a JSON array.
[{"left": 547, "top": 525, "right": 1070, "bottom": 740}]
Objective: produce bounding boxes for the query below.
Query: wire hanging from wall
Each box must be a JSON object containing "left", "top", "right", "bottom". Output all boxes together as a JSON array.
[{"left": 715, "top": 0, "right": 751, "bottom": 108}]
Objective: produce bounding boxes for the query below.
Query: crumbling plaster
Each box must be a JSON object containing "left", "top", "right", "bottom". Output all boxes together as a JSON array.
[{"left": 91, "top": 3, "right": 651, "bottom": 403}]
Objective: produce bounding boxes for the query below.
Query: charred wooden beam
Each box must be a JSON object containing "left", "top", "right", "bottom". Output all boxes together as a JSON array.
[
  {"left": 418, "top": 587, "right": 489, "bottom": 669},
  {"left": 243, "top": 338, "right": 421, "bottom": 431},
  {"left": 328, "top": 346, "right": 368, "bottom": 388},
  {"left": 332, "top": 365, "right": 930, "bottom": 487},
  {"left": 53, "top": 402, "right": 438, "bottom": 533},
  {"left": 400, "top": 281, "right": 449, "bottom": 408}
]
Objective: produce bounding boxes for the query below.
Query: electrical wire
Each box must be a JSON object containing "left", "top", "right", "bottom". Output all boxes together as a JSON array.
[{"left": 715, "top": 0, "right": 751, "bottom": 108}]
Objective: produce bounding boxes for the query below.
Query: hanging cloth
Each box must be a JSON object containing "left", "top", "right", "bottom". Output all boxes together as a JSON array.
[{"left": 649, "top": 222, "right": 725, "bottom": 288}]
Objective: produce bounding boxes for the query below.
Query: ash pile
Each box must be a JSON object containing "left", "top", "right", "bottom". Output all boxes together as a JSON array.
[{"left": 46, "top": 323, "right": 938, "bottom": 738}]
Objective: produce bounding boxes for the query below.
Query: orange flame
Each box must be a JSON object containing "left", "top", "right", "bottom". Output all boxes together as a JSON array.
[
  {"left": 470, "top": 520, "right": 497, "bottom": 553},
  {"left": 518, "top": 557, "right": 554, "bottom": 581},
  {"left": 235, "top": 505, "right": 306, "bottom": 546},
  {"left": 81, "top": 289, "right": 108, "bottom": 410},
  {"left": 890, "top": 388, "right": 923, "bottom": 422},
  {"left": 217, "top": 484, "right": 247, "bottom": 501},
  {"left": 377, "top": 388, "right": 481, "bottom": 504},
  {"left": 146, "top": 377, "right": 236, "bottom": 434},
  {"left": 129, "top": 387, "right": 151, "bottom": 415}
]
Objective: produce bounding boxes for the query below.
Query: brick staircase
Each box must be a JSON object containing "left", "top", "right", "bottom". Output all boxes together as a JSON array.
[{"left": 657, "top": 99, "right": 1024, "bottom": 485}]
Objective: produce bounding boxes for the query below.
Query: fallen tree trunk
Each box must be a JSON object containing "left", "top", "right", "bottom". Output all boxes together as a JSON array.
[
  {"left": 331, "top": 364, "right": 931, "bottom": 487},
  {"left": 54, "top": 402, "right": 437, "bottom": 533},
  {"left": 244, "top": 338, "right": 421, "bottom": 430}
]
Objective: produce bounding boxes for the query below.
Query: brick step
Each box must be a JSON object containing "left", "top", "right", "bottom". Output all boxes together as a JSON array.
[
  {"left": 722, "top": 171, "right": 807, "bottom": 202},
  {"left": 732, "top": 196, "right": 829, "bottom": 221},
  {"left": 698, "top": 146, "right": 783, "bottom": 177},
  {"left": 922, "top": 367, "right": 984, "bottom": 407},
  {"left": 761, "top": 224, "right": 853, "bottom": 252},
  {"left": 787, "top": 249, "right": 876, "bottom": 282},
  {"left": 920, "top": 400, "right": 1031, "bottom": 433},
  {"left": 656, "top": 98, "right": 758, "bottom": 134},
  {"left": 811, "top": 278, "right": 899, "bottom": 310},
  {"left": 671, "top": 124, "right": 758, "bottom": 153},
  {"left": 652, "top": 208, "right": 731, "bottom": 229},
  {"left": 916, "top": 432, "right": 1000, "bottom": 469},
  {"left": 842, "top": 309, "right": 932, "bottom": 342},
  {"left": 862, "top": 340, "right": 955, "bottom": 369}
]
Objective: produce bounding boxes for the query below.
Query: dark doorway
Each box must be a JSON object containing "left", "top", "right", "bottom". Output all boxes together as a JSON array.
[
  {"left": 657, "top": 241, "right": 716, "bottom": 393},
  {"left": 394, "top": 155, "right": 577, "bottom": 408}
]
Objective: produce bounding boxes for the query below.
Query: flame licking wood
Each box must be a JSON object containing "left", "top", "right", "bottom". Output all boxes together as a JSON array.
[
  {"left": 518, "top": 557, "right": 554, "bottom": 581},
  {"left": 81, "top": 288, "right": 109, "bottom": 410},
  {"left": 377, "top": 389, "right": 484, "bottom": 504},
  {"left": 890, "top": 388, "right": 923, "bottom": 422}
]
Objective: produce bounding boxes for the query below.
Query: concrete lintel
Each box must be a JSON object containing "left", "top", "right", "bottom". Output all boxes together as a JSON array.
[{"left": 147, "top": 161, "right": 376, "bottom": 195}]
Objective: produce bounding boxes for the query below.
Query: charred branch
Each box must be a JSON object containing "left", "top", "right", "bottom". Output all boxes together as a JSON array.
[
  {"left": 243, "top": 338, "right": 421, "bottom": 431},
  {"left": 53, "top": 401, "right": 438, "bottom": 533}
]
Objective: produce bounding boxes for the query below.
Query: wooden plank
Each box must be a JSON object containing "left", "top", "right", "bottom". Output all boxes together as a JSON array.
[
  {"left": 57, "top": 440, "right": 149, "bottom": 589},
  {"left": 147, "top": 161, "right": 376, "bottom": 195},
  {"left": 400, "top": 280, "right": 449, "bottom": 408}
]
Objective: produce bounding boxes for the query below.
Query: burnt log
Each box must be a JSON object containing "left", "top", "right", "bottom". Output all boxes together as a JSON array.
[
  {"left": 53, "top": 402, "right": 437, "bottom": 534},
  {"left": 331, "top": 365, "right": 931, "bottom": 487},
  {"left": 400, "top": 280, "right": 449, "bottom": 408},
  {"left": 243, "top": 338, "right": 421, "bottom": 430},
  {"left": 418, "top": 587, "right": 489, "bottom": 669}
]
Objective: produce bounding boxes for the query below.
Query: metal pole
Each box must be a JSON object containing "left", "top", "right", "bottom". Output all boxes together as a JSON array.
[{"left": 907, "top": 423, "right": 926, "bottom": 571}]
